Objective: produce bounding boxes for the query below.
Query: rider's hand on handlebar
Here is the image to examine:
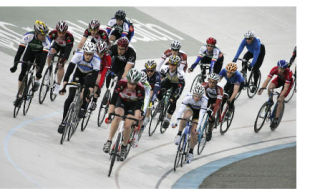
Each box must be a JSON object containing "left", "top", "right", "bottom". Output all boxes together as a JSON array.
[
  {"left": 171, "top": 122, "right": 178, "bottom": 128},
  {"left": 188, "top": 68, "right": 193, "bottom": 73},
  {"left": 59, "top": 86, "right": 66, "bottom": 95},
  {"left": 258, "top": 88, "right": 265, "bottom": 95}
]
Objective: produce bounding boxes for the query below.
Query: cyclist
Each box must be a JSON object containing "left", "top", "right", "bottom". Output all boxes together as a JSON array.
[
  {"left": 10, "top": 20, "right": 50, "bottom": 106},
  {"left": 77, "top": 19, "right": 109, "bottom": 50},
  {"left": 219, "top": 63, "right": 245, "bottom": 118},
  {"left": 141, "top": 60, "right": 161, "bottom": 127},
  {"left": 258, "top": 60, "right": 293, "bottom": 129},
  {"left": 156, "top": 40, "right": 188, "bottom": 73},
  {"left": 202, "top": 73, "right": 224, "bottom": 141},
  {"left": 172, "top": 84, "right": 208, "bottom": 163},
  {"left": 104, "top": 37, "right": 137, "bottom": 123},
  {"left": 47, "top": 20, "right": 74, "bottom": 95},
  {"left": 57, "top": 42, "right": 100, "bottom": 134},
  {"left": 232, "top": 30, "right": 265, "bottom": 93},
  {"left": 158, "top": 55, "right": 185, "bottom": 129},
  {"left": 288, "top": 46, "right": 296, "bottom": 71},
  {"left": 90, "top": 40, "right": 112, "bottom": 110},
  {"left": 102, "top": 68, "right": 145, "bottom": 161},
  {"left": 106, "top": 10, "right": 133, "bottom": 43},
  {"left": 188, "top": 37, "right": 224, "bottom": 80}
]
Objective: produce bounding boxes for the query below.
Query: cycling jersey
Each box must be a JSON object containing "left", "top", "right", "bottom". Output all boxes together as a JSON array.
[
  {"left": 98, "top": 53, "right": 112, "bottom": 88},
  {"left": 219, "top": 68, "right": 245, "bottom": 85},
  {"left": 191, "top": 45, "right": 223, "bottom": 73},
  {"left": 48, "top": 30, "right": 74, "bottom": 63},
  {"left": 18, "top": 31, "right": 51, "bottom": 52},
  {"left": 109, "top": 45, "right": 136, "bottom": 77},
  {"left": 268, "top": 66, "right": 293, "bottom": 85},
  {"left": 70, "top": 51, "right": 101, "bottom": 73},
  {"left": 141, "top": 69, "right": 161, "bottom": 102},
  {"left": 106, "top": 18, "right": 130, "bottom": 38},
  {"left": 83, "top": 28, "right": 109, "bottom": 45},
  {"left": 233, "top": 37, "right": 262, "bottom": 67},
  {"left": 203, "top": 82, "right": 224, "bottom": 116},
  {"left": 157, "top": 49, "right": 188, "bottom": 73},
  {"left": 175, "top": 93, "right": 208, "bottom": 131}
]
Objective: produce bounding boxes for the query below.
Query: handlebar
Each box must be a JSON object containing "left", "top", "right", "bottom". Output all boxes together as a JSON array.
[
  {"left": 200, "top": 63, "right": 211, "bottom": 69},
  {"left": 14, "top": 61, "right": 37, "bottom": 66},
  {"left": 65, "top": 82, "right": 82, "bottom": 88},
  {"left": 110, "top": 113, "right": 139, "bottom": 124},
  {"left": 237, "top": 58, "right": 251, "bottom": 66}
]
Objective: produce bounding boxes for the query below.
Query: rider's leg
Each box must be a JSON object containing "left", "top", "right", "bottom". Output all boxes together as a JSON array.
[
  {"left": 108, "top": 106, "right": 124, "bottom": 141},
  {"left": 253, "top": 44, "right": 265, "bottom": 86},
  {"left": 178, "top": 109, "right": 193, "bottom": 134},
  {"left": 123, "top": 109, "right": 141, "bottom": 146},
  {"left": 242, "top": 52, "right": 253, "bottom": 74},
  {"left": 190, "top": 120, "right": 199, "bottom": 150},
  {"left": 214, "top": 55, "right": 224, "bottom": 74}
]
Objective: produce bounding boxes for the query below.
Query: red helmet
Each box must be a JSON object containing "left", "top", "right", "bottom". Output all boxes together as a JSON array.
[
  {"left": 206, "top": 37, "right": 216, "bottom": 45},
  {"left": 117, "top": 37, "right": 129, "bottom": 48},
  {"left": 56, "top": 20, "right": 68, "bottom": 33}
]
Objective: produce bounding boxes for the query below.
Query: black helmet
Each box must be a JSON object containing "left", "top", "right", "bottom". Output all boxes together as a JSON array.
[{"left": 115, "top": 10, "right": 126, "bottom": 20}]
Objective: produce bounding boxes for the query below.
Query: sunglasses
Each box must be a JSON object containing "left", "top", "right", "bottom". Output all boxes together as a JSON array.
[
  {"left": 207, "top": 44, "right": 214, "bottom": 47},
  {"left": 245, "top": 38, "right": 253, "bottom": 40},
  {"left": 171, "top": 49, "right": 179, "bottom": 52},
  {"left": 208, "top": 80, "right": 217, "bottom": 84},
  {"left": 146, "top": 69, "right": 155, "bottom": 73},
  {"left": 118, "top": 47, "right": 126, "bottom": 51},
  {"left": 227, "top": 71, "right": 235, "bottom": 74},
  {"left": 128, "top": 82, "right": 137, "bottom": 85}
]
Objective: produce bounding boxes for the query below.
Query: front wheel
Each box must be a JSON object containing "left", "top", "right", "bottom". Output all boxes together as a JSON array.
[
  {"left": 190, "top": 74, "right": 202, "bottom": 92},
  {"left": 247, "top": 70, "right": 261, "bottom": 98},
  {"left": 148, "top": 102, "right": 161, "bottom": 136},
  {"left": 174, "top": 133, "right": 186, "bottom": 171},
  {"left": 97, "top": 90, "right": 110, "bottom": 127},
  {"left": 81, "top": 109, "right": 91, "bottom": 131},
  {"left": 23, "top": 77, "right": 34, "bottom": 116},
  {"left": 254, "top": 102, "right": 270, "bottom": 133},
  {"left": 108, "top": 133, "right": 121, "bottom": 177},
  {"left": 220, "top": 106, "right": 235, "bottom": 135},
  {"left": 39, "top": 67, "right": 50, "bottom": 104}
]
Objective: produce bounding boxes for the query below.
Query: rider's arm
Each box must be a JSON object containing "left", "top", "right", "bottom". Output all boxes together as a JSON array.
[
  {"left": 63, "top": 62, "right": 76, "bottom": 83},
  {"left": 260, "top": 77, "right": 272, "bottom": 90},
  {"left": 233, "top": 39, "right": 246, "bottom": 62},
  {"left": 209, "top": 48, "right": 219, "bottom": 73},
  {"left": 142, "top": 82, "right": 151, "bottom": 114},
  {"left": 151, "top": 73, "right": 161, "bottom": 101},
  {"left": 190, "top": 56, "right": 202, "bottom": 70},
  {"left": 157, "top": 56, "right": 166, "bottom": 71},
  {"left": 121, "top": 22, "right": 129, "bottom": 38},
  {"left": 14, "top": 45, "right": 26, "bottom": 63},
  {"left": 250, "top": 39, "right": 261, "bottom": 68},
  {"left": 230, "top": 83, "right": 240, "bottom": 101},
  {"left": 175, "top": 100, "right": 188, "bottom": 125},
  {"left": 122, "top": 62, "right": 134, "bottom": 79}
]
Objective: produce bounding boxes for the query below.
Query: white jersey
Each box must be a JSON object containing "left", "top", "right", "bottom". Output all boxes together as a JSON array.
[
  {"left": 107, "top": 18, "right": 129, "bottom": 34},
  {"left": 20, "top": 32, "right": 51, "bottom": 52},
  {"left": 199, "top": 45, "right": 221, "bottom": 61},
  {"left": 71, "top": 51, "right": 101, "bottom": 73},
  {"left": 176, "top": 93, "right": 208, "bottom": 130}
]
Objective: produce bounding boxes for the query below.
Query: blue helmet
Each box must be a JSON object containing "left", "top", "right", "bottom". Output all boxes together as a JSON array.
[{"left": 277, "top": 60, "right": 288, "bottom": 69}]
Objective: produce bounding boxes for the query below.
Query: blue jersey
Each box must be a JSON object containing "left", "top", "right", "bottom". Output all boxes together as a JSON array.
[
  {"left": 142, "top": 69, "right": 161, "bottom": 102},
  {"left": 219, "top": 68, "right": 244, "bottom": 85},
  {"left": 233, "top": 37, "right": 261, "bottom": 67}
]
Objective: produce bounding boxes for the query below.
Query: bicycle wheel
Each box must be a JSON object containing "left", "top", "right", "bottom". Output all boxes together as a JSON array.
[
  {"left": 159, "top": 103, "right": 170, "bottom": 134},
  {"left": 181, "top": 135, "right": 190, "bottom": 167},
  {"left": 271, "top": 102, "right": 285, "bottom": 131},
  {"left": 148, "top": 102, "right": 161, "bottom": 136},
  {"left": 197, "top": 117, "right": 208, "bottom": 155},
  {"left": 49, "top": 67, "right": 58, "bottom": 102},
  {"left": 108, "top": 132, "right": 121, "bottom": 177},
  {"left": 81, "top": 109, "right": 91, "bottom": 131},
  {"left": 97, "top": 90, "right": 110, "bottom": 127},
  {"left": 23, "top": 76, "right": 34, "bottom": 116},
  {"left": 13, "top": 77, "right": 27, "bottom": 118},
  {"left": 254, "top": 102, "right": 270, "bottom": 133},
  {"left": 284, "top": 79, "right": 296, "bottom": 103},
  {"left": 174, "top": 133, "right": 186, "bottom": 171},
  {"left": 190, "top": 74, "right": 202, "bottom": 92},
  {"left": 39, "top": 67, "right": 50, "bottom": 104},
  {"left": 247, "top": 70, "right": 261, "bottom": 98},
  {"left": 220, "top": 106, "right": 235, "bottom": 135},
  {"left": 60, "top": 104, "right": 74, "bottom": 144}
]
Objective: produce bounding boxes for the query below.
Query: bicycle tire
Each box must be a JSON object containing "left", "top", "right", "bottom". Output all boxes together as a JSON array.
[
  {"left": 108, "top": 132, "right": 121, "bottom": 177},
  {"left": 220, "top": 106, "right": 235, "bottom": 135},
  {"left": 159, "top": 103, "right": 170, "bottom": 134},
  {"left": 254, "top": 102, "right": 270, "bottom": 133},
  {"left": 49, "top": 67, "right": 58, "bottom": 102},
  {"left": 197, "top": 116, "right": 208, "bottom": 155},
  {"left": 81, "top": 109, "right": 91, "bottom": 131},
  {"left": 148, "top": 102, "right": 161, "bottom": 136},
  {"left": 190, "top": 74, "right": 202, "bottom": 92},
  {"left": 247, "top": 70, "right": 261, "bottom": 98},
  {"left": 284, "top": 79, "right": 296, "bottom": 103},
  {"left": 181, "top": 134, "right": 190, "bottom": 167},
  {"left": 13, "top": 76, "right": 27, "bottom": 118},
  {"left": 39, "top": 67, "right": 50, "bottom": 104},
  {"left": 97, "top": 90, "right": 110, "bottom": 127},
  {"left": 271, "top": 102, "right": 285, "bottom": 131},
  {"left": 174, "top": 133, "right": 186, "bottom": 171},
  {"left": 23, "top": 76, "right": 34, "bottom": 116},
  {"left": 60, "top": 103, "right": 74, "bottom": 144}
]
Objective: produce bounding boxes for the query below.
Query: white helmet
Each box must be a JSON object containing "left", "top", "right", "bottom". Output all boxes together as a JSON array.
[
  {"left": 140, "top": 71, "right": 148, "bottom": 84},
  {"left": 96, "top": 40, "right": 108, "bottom": 54},
  {"left": 170, "top": 40, "right": 181, "bottom": 50},
  {"left": 192, "top": 84, "right": 205, "bottom": 97},
  {"left": 126, "top": 68, "right": 141, "bottom": 83},
  {"left": 83, "top": 42, "right": 96, "bottom": 54},
  {"left": 244, "top": 30, "right": 255, "bottom": 39},
  {"left": 207, "top": 73, "right": 220, "bottom": 81}
]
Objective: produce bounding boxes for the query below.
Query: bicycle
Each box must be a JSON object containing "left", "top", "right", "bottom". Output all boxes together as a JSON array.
[
  {"left": 13, "top": 61, "right": 38, "bottom": 118},
  {"left": 219, "top": 93, "right": 235, "bottom": 135},
  {"left": 97, "top": 75, "right": 118, "bottom": 127},
  {"left": 107, "top": 113, "right": 139, "bottom": 177},
  {"left": 235, "top": 58, "right": 261, "bottom": 99},
  {"left": 80, "top": 95, "right": 94, "bottom": 131},
  {"left": 254, "top": 89, "right": 285, "bottom": 132},
  {"left": 38, "top": 53, "right": 63, "bottom": 104},
  {"left": 148, "top": 88, "right": 173, "bottom": 136},
  {"left": 60, "top": 82, "right": 83, "bottom": 145},
  {"left": 197, "top": 108, "right": 212, "bottom": 155},
  {"left": 284, "top": 66, "right": 296, "bottom": 103},
  {"left": 173, "top": 118, "right": 198, "bottom": 171},
  {"left": 190, "top": 64, "right": 210, "bottom": 92}
]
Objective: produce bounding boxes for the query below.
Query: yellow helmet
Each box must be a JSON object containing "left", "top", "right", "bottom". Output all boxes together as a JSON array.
[
  {"left": 34, "top": 20, "right": 49, "bottom": 35},
  {"left": 145, "top": 60, "right": 157, "bottom": 70},
  {"left": 168, "top": 55, "right": 181, "bottom": 66},
  {"left": 226, "top": 62, "right": 237, "bottom": 72}
]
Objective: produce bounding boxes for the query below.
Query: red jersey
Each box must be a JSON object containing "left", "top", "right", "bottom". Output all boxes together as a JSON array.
[
  {"left": 97, "top": 54, "right": 112, "bottom": 88},
  {"left": 49, "top": 30, "right": 74, "bottom": 47},
  {"left": 268, "top": 66, "right": 293, "bottom": 85},
  {"left": 83, "top": 28, "right": 110, "bottom": 45},
  {"left": 114, "top": 79, "right": 145, "bottom": 102}
]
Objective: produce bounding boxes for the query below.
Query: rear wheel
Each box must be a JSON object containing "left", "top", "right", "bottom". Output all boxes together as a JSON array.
[
  {"left": 39, "top": 67, "right": 50, "bottom": 104},
  {"left": 254, "top": 102, "right": 270, "bottom": 133},
  {"left": 108, "top": 133, "right": 121, "bottom": 177}
]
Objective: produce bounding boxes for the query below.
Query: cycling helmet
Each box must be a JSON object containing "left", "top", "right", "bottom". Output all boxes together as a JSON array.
[
  {"left": 140, "top": 71, "right": 148, "bottom": 84},
  {"left": 244, "top": 30, "right": 255, "bottom": 39},
  {"left": 207, "top": 73, "right": 220, "bottom": 81},
  {"left": 83, "top": 42, "right": 97, "bottom": 54},
  {"left": 56, "top": 20, "right": 68, "bottom": 33},
  {"left": 145, "top": 60, "right": 157, "bottom": 70},
  {"left": 115, "top": 10, "right": 126, "bottom": 20},
  {"left": 206, "top": 37, "right": 216, "bottom": 45},
  {"left": 96, "top": 40, "right": 108, "bottom": 54},
  {"left": 168, "top": 55, "right": 181, "bottom": 66},
  {"left": 34, "top": 20, "right": 49, "bottom": 35},
  {"left": 226, "top": 62, "right": 237, "bottom": 72},
  {"left": 277, "top": 60, "right": 289, "bottom": 69},
  {"left": 117, "top": 37, "right": 129, "bottom": 48},
  {"left": 126, "top": 68, "right": 141, "bottom": 83},
  {"left": 192, "top": 84, "right": 205, "bottom": 97},
  {"left": 88, "top": 19, "right": 100, "bottom": 30},
  {"left": 171, "top": 40, "right": 181, "bottom": 50}
]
